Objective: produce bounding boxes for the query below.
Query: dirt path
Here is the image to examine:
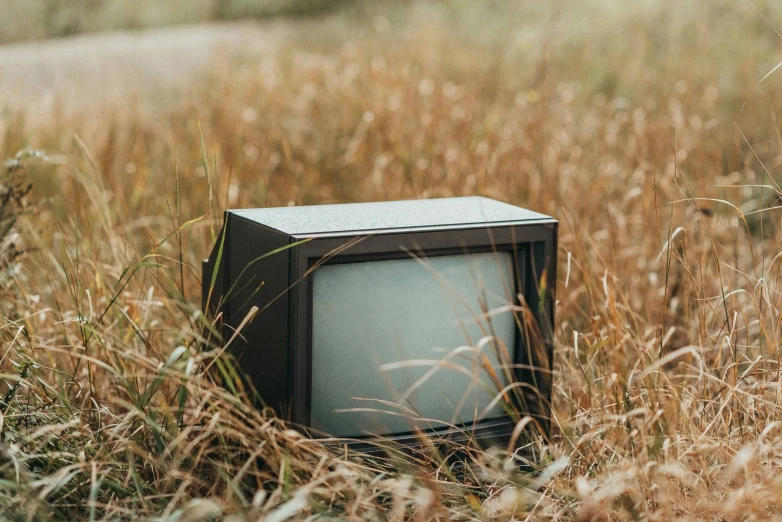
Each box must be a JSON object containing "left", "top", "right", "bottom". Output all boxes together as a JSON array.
[{"left": 0, "top": 21, "right": 292, "bottom": 121}]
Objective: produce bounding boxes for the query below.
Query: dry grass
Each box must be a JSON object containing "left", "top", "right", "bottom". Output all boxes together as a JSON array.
[{"left": 4, "top": 0, "right": 782, "bottom": 519}]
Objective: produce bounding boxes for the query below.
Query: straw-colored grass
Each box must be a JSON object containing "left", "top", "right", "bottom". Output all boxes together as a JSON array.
[{"left": 4, "top": 1, "right": 782, "bottom": 519}]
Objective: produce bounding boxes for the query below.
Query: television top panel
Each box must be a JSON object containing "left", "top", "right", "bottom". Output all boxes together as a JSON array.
[{"left": 230, "top": 196, "right": 554, "bottom": 237}]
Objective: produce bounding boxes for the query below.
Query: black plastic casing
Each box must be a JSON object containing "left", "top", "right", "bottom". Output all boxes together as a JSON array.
[{"left": 202, "top": 197, "right": 557, "bottom": 455}]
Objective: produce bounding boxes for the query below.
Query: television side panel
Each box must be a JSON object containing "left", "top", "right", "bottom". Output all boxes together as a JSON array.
[
  {"left": 202, "top": 216, "right": 229, "bottom": 319},
  {"left": 521, "top": 222, "right": 557, "bottom": 436},
  {"left": 226, "top": 214, "right": 291, "bottom": 414}
]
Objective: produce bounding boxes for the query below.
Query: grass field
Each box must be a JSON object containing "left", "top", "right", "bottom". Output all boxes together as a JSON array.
[{"left": 4, "top": 0, "right": 782, "bottom": 519}]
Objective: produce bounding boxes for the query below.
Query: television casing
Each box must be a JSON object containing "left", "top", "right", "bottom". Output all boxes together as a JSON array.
[{"left": 202, "top": 197, "right": 557, "bottom": 454}]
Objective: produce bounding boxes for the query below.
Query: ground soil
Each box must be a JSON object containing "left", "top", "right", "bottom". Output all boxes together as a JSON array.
[{"left": 0, "top": 21, "right": 291, "bottom": 122}]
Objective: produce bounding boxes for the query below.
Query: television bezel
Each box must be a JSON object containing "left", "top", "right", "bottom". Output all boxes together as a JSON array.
[{"left": 286, "top": 222, "right": 557, "bottom": 450}]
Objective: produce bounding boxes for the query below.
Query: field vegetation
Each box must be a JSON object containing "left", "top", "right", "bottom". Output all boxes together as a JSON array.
[{"left": 4, "top": 0, "right": 782, "bottom": 519}]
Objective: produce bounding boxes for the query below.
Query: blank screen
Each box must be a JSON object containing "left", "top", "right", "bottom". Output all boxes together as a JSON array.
[{"left": 311, "top": 251, "right": 517, "bottom": 437}]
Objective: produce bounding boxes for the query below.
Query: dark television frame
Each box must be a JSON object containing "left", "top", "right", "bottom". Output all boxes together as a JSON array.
[{"left": 203, "top": 212, "right": 557, "bottom": 455}]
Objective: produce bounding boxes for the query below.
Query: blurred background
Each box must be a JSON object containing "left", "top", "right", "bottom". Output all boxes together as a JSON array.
[{"left": 1, "top": 0, "right": 341, "bottom": 42}]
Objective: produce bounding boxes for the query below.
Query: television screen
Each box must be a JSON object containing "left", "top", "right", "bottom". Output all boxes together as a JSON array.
[{"left": 311, "top": 251, "right": 517, "bottom": 437}]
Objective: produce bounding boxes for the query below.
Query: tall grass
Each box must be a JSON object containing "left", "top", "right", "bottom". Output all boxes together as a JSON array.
[{"left": 4, "top": 0, "right": 782, "bottom": 519}]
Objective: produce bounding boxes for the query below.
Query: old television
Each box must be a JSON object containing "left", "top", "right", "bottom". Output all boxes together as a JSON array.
[{"left": 202, "top": 196, "right": 556, "bottom": 454}]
